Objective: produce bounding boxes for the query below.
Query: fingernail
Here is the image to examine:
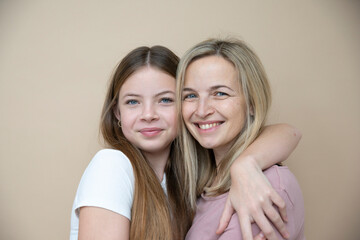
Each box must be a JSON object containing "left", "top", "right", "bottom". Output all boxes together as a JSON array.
[
  {"left": 284, "top": 231, "right": 290, "bottom": 239},
  {"left": 259, "top": 232, "right": 265, "bottom": 240}
]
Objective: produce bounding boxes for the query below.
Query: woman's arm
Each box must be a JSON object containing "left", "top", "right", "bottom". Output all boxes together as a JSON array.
[
  {"left": 79, "top": 207, "right": 130, "bottom": 240},
  {"left": 217, "top": 124, "right": 301, "bottom": 240}
]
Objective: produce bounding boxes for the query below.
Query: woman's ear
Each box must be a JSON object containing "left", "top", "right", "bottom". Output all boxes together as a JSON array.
[
  {"left": 113, "top": 105, "right": 121, "bottom": 121},
  {"left": 250, "top": 105, "right": 254, "bottom": 116}
]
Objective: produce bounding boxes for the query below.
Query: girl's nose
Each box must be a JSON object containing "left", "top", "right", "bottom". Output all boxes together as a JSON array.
[{"left": 140, "top": 103, "right": 159, "bottom": 122}]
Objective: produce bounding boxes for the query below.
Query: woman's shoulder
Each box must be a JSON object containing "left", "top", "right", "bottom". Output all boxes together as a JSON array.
[
  {"left": 263, "top": 165, "right": 303, "bottom": 208},
  {"left": 263, "top": 165, "right": 297, "bottom": 188}
]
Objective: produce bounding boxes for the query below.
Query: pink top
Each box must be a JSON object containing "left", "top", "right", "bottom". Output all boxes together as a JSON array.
[{"left": 186, "top": 165, "right": 305, "bottom": 240}]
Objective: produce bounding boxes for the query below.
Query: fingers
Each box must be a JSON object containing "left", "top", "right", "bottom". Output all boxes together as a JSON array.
[
  {"left": 254, "top": 232, "right": 266, "bottom": 240},
  {"left": 239, "top": 215, "right": 254, "bottom": 240},
  {"left": 263, "top": 204, "right": 289, "bottom": 239},
  {"left": 262, "top": 191, "right": 289, "bottom": 239},
  {"left": 252, "top": 212, "right": 278, "bottom": 240},
  {"left": 216, "top": 197, "right": 234, "bottom": 234},
  {"left": 271, "top": 191, "right": 288, "bottom": 222}
]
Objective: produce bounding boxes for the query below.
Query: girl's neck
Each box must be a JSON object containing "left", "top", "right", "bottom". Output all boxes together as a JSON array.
[{"left": 142, "top": 147, "right": 171, "bottom": 181}]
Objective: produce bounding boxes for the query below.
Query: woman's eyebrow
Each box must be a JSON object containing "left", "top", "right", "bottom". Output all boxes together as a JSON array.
[
  {"left": 210, "top": 85, "right": 234, "bottom": 92},
  {"left": 182, "top": 87, "right": 195, "bottom": 92},
  {"left": 183, "top": 85, "right": 234, "bottom": 92}
]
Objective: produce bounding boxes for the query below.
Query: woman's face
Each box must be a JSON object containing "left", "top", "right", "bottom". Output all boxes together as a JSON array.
[
  {"left": 182, "top": 56, "right": 247, "bottom": 159},
  {"left": 116, "top": 66, "right": 177, "bottom": 155}
]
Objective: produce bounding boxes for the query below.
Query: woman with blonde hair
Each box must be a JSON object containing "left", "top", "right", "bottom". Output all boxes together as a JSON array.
[
  {"left": 177, "top": 39, "right": 305, "bottom": 240},
  {"left": 70, "top": 45, "right": 301, "bottom": 240}
]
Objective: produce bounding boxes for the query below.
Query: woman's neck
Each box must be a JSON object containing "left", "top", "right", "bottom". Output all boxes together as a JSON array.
[
  {"left": 213, "top": 148, "right": 228, "bottom": 166},
  {"left": 213, "top": 140, "right": 237, "bottom": 166},
  {"left": 142, "top": 147, "right": 170, "bottom": 181}
]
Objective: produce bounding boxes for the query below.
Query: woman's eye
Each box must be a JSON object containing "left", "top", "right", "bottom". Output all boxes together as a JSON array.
[
  {"left": 215, "top": 92, "right": 228, "bottom": 97},
  {"left": 126, "top": 100, "right": 138, "bottom": 105},
  {"left": 183, "top": 93, "right": 197, "bottom": 100},
  {"left": 160, "top": 98, "right": 174, "bottom": 104}
]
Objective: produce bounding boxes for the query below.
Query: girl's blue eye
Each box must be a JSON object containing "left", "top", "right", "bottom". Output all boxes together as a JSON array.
[{"left": 126, "top": 100, "right": 138, "bottom": 105}]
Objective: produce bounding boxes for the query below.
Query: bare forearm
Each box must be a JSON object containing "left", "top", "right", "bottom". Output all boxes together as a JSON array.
[{"left": 235, "top": 123, "right": 301, "bottom": 170}]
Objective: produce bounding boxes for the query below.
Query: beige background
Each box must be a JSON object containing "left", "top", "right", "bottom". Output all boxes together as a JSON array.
[{"left": 1, "top": 0, "right": 359, "bottom": 239}]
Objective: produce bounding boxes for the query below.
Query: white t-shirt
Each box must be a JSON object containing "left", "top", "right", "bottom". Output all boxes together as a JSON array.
[{"left": 69, "top": 149, "right": 167, "bottom": 240}]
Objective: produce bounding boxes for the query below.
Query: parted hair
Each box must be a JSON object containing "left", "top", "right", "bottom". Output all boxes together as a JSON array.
[
  {"left": 176, "top": 38, "right": 271, "bottom": 205},
  {"left": 100, "top": 46, "right": 193, "bottom": 239}
]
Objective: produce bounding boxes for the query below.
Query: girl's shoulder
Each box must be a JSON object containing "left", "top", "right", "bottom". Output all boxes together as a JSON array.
[
  {"left": 77, "top": 149, "right": 135, "bottom": 197},
  {"left": 88, "top": 149, "right": 133, "bottom": 174},
  {"left": 71, "top": 149, "right": 135, "bottom": 225}
]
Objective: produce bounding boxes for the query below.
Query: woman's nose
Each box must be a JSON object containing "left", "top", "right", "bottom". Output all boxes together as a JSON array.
[{"left": 195, "top": 98, "right": 215, "bottom": 118}]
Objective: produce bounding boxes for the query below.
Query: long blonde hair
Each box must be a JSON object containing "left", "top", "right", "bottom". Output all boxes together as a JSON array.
[
  {"left": 176, "top": 38, "right": 271, "bottom": 202},
  {"left": 101, "top": 46, "right": 193, "bottom": 239}
]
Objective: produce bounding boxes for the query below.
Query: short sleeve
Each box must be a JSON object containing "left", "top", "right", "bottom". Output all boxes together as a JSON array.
[{"left": 72, "top": 149, "right": 135, "bottom": 220}]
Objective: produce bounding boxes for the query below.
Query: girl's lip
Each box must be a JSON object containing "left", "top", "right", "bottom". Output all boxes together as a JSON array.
[{"left": 139, "top": 128, "right": 163, "bottom": 137}]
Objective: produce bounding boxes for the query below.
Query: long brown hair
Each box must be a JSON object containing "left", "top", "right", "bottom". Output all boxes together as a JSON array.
[
  {"left": 100, "top": 46, "right": 193, "bottom": 239},
  {"left": 176, "top": 38, "right": 271, "bottom": 200}
]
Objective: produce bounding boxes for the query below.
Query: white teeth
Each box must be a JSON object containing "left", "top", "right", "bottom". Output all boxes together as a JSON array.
[{"left": 199, "top": 123, "right": 220, "bottom": 129}]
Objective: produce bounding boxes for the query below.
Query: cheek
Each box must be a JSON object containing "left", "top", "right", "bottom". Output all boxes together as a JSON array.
[
  {"left": 120, "top": 118, "right": 132, "bottom": 138},
  {"left": 119, "top": 109, "right": 136, "bottom": 134},
  {"left": 166, "top": 108, "right": 178, "bottom": 131},
  {"left": 181, "top": 102, "right": 194, "bottom": 123},
  {"left": 226, "top": 101, "right": 247, "bottom": 127}
]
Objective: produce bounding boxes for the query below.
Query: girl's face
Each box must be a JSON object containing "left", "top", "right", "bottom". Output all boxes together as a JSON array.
[
  {"left": 182, "top": 56, "right": 247, "bottom": 159},
  {"left": 116, "top": 66, "right": 177, "bottom": 155}
]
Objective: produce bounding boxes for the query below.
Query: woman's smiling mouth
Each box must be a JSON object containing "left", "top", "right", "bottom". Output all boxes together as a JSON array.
[{"left": 195, "top": 122, "right": 223, "bottom": 130}]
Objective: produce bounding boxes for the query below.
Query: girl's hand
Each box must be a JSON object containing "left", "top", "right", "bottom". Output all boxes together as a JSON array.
[{"left": 216, "top": 157, "right": 290, "bottom": 240}]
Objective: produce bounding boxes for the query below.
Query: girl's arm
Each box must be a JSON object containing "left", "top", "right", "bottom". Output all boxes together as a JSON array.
[
  {"left": 217, "top": 124, "right": 301, "bottom": 240},
  {"left": 74, "top": 150, "right": 134, "bottom": 240},
  {"left": 79, "top": 207, "right": 130, "bottom": 240}
]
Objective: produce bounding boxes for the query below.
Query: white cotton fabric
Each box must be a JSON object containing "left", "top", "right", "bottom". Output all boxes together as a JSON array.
[{"left": 69, "top": 149, "right": 167, "bottom": 240}]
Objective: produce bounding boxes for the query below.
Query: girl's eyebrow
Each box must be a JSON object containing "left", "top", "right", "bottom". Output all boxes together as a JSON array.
[
  {"left": 121, "top": 93, "right": 141, "bottom": 99},
  {"left": 155, "top": 90, "right": 175, "bottom": 97},
  {"left": 122, "top": 90, "right": 175, "bottom": 99}
]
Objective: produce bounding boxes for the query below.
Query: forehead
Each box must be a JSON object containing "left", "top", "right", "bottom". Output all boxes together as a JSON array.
[
  {"left": 184, "top": 56, "right": 239, "bottom": 87},
  {"left": 120, "top": 66, "right": 176, "bottom": 94}
]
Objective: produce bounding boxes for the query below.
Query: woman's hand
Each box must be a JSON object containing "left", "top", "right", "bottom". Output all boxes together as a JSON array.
[{"left": 216, "top": 157, "right": 289, "bottom": 240}]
